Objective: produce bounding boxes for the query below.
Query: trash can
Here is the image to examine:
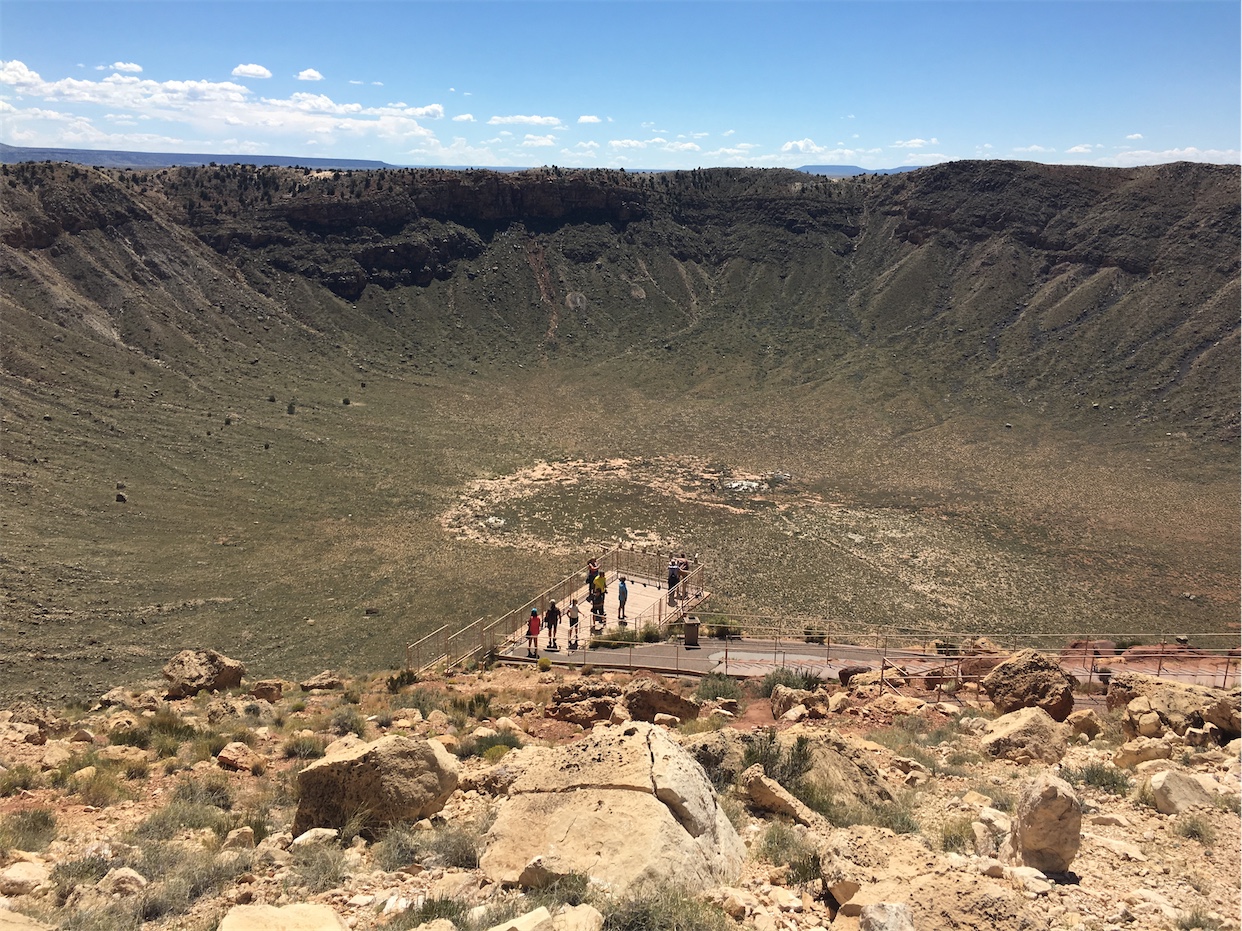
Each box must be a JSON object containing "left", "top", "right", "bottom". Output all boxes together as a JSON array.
[{"left": 683, "top": 617, "right": 700, "bottom": 649}]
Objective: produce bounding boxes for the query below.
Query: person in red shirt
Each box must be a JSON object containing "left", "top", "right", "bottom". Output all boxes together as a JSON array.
[{"left": 526, "top": 608, "right": 540, "bottom": 658}]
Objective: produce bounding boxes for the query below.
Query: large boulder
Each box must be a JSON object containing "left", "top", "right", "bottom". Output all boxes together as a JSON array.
[
  {"left": 1001, "top": 774, "right": 1082, "bottom": 873},
  {"left": 293, "top": 735, "right": 458, "bottom": 837},
  {"left": 619, "top": 678, "right": 700, "bottom": 723},
  {"left": 1145, "top": 770, "right": 1216, "bottom": 814},
  {"left": 980, "top": 707, "right": 1069, "bottom": 764},
  {"left": 544, "top": 681, "right": 621, "bottom": 726},
  {"left": 162, "top": 649, "right": 246, "bottom": 699},
  {"left": 480, "top": 722, "right": 744, "bottom": 894},
  {"left": 1106, "top": 672, "right": 1240, "bottom": 741},
  {"left": 982, "top": 650, "right": 1075, "bottom": 722}
]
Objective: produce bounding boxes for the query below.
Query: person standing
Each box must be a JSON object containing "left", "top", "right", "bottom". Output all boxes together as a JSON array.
[
  {"left": 566, "top": 598, "right": 581, "bottom": 650},
  {"left": 526, "top": 608, "right": 541, "bottom": 658},
  {"left": 667, "top": 557, "right": 680, "bottom": 606},
  {"left": 617, "top": 576, "right": 628, "bottom": 622},
  {"left": 544, "top": 600, "right": 562, "bottom": 651}
]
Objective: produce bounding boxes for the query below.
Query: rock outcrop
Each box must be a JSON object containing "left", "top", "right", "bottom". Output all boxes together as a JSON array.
[
  {"left": 293, "top": 735, "right": 459, "bottom": 837},
  {"left": 980, "top": 707, "right": 1069, "bottom": 764},
  {"left": 162, "top": 649, "right": 246, "bottom": 699},
  {"left": 480, "top": 722, "right": 744, "bottom": 893},
  {"left": 982, "top": 649, "right": 1076, "bottom": 722},
  {"left": 1001, "top": 774, "right": 1082, "bottom": 873},
  {"left": 1106, "top": 672, "right": 1240, "bottom": 742}
]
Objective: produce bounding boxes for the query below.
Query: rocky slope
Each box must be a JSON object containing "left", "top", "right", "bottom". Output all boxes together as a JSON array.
[{"left": 0, "top": 659, "right": 1238, "bottom": 931}]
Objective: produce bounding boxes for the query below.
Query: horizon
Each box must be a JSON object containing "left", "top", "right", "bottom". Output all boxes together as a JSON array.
[{"left": 1, "top": 1, "right": 1239, "bottom": 173}]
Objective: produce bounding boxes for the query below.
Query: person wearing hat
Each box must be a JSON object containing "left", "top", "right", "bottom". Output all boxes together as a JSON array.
[
  {"left": 526, "top": 608, "right": 541, "bottom": 658},
  {"left": 617, "top": 576, "right": 628, "bottom": 621}
]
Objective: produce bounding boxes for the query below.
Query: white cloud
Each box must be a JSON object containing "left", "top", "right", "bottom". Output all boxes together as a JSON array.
[
  {"left": 893, "top": 137, "right": 938, "bottom": 148},
  {"left": 1065, "top": 143, "right": 1099, "bottom": 154},
  {"left": 487, "top": 114, "right": 562, "bottom": 127},
  {"left": 561, "top": 147, "right": 597, "bottom": 159},
  {"left": 111, "top": 62, "right": 142, "bottom": 73},
  {"left": 663, "top": 141, "right": 700, "bottom": 152},
  {"left": 297, "top": 69, "right": 324, "bottom": 82},
  {"left": 578, "top": 115, "right": 601, "bottom": 123},
  {"left": 453, "top": 113, "right": 475, "bottom": 122},
  {"left": 1014, "top": 144, "right": 1056, "bottom": 153},
  {"left": 573, "top": 141, "right": 600, "bottom": 149},
  {"left": 349, "top": 79, "right": 364, "bottom": 85},
  {"left": 1126, "top": 133, "right": 1143, "bottom": 140},
  {"left": 723, "top": 129, "right": 735, "bottom": 136},
  {"left": 521, "top": 133, "right": 556, "bottom": 147},
  {"left": 1093, "top": 146, "right": 1241, "bottom": 167},
  {"left": 781, "top": 138, "right": 829, "bottom": 155},
  {"left": 608, "top": 137, "right": 672, "bottom": 149},
  {"left": 372, "top": 81, "right": 383, "bottom": 86},
  {"left": 232, "top": 63, "right": 272, "bottom": 79}
]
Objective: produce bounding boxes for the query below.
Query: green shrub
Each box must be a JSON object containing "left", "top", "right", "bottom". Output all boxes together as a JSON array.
[
  {"left": 289, "top": 844, "right": 346, "bottom": 892},
  {"left": 679, "top": 716, "right": 727, "bottom": 736},
  {"left": 1062, "top": 762, "right": 1132, "bottom": 796},
  {"left": 133, "top": 800, "right": 231, "bottom": 841},
  {"left": 1174, "top": 814, "right": 1216, "bottom": 846},
  {"left": 50, "top": 854, "right": 111, "bottom": 904},
  {"left": 1177, "top": 908, "right": 1223, "bottom": 930},
  {"left": 109, "top": 726, "right": 152, "bottom": 749},
  {"left": 939, "top": 816, "right": 974, "bottom": 853},
  {"left": 758, "top": 667, "right": 823, "bottom": 697},
  {"left": 742, "top": 729, "right": 812, "bottom": 788},
  {"left": 76, "top": 769, "right": 128, "bottom": 808},
  {"left": 386, "top": 669, "right": 419, "bottom": 693},
  {"left": 589, "top": 628, "right": 642, "bottom": 649},
  {"left": 0, "top": 807, "right": 57, "bottom": 851},
  {"left": 640, "top": 624, "right": 662, "bottom": 643},
  {"left": 455, "top": 730, "right": 523, "bottom": 759},
  {"left": 283, "top": 735, "right": 326, "bottom": 759},
  {"left": 382, "top": 896, "right": 469, "bottom": 930},
  {"left": 0, "top": 764, "right": 38, "bottom": 797},
  {"left": 603, "top": 884, "right": 734, "bottom": 931},
  {"left": 372, "top": 823, "right": 423, "bottom": 871},
  {"left": 706, "top": 618, "right": 741, "bottom": 640},
  {"left": 173, "top": 773, "right": 234, "bottom": 810},
  {"left": 329, "top": 706, "right": 367, "bottom": 738},
  {"left": 537, "top": 657, "right": 553, "bottom": 672},
  {"left": 694, "top": 672, "right": 742, "bottom": 703},
  {"left": 754, "top": 823, "right": 820, "bottom": 885}
]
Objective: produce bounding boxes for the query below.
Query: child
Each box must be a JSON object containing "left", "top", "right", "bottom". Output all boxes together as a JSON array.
[{"left": 526, "top": 608, "right": 540, "bottom": 658}]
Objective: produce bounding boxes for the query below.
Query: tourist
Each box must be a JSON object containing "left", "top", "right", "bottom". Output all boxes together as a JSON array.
[
  {"left": 617, "top": 576, "right": 628, "bottom": 621},
  {"left": 544, "top": 600, "right": 562, "bottom": 651},
  {"left": 567, "top": 598, "right": 581, "bottom": 650},
  {"left": 667, "top": 557, "right": 680, "bottom": 606},
  {"left": 526, "top": 608, "right": 540, "bottom": 658}
]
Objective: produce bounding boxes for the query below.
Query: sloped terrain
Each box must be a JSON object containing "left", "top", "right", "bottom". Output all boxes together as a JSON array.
[{"left": 0, "top": 160, "right": 1238, "bottom": 703}]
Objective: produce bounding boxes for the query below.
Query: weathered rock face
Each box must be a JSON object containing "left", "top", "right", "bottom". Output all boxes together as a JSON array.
[
  {"left": 480, "top": 722, "right": 744, "bottom": 893},
  {"left": 1106, "top": 672, "right": 1240, "bottom": 742},
  {"left": 981, "top": 707, "right": 1070, "bottom": 764},
  {"left": 678, "top": 727, "right": 748, "bottom": 788},
  {"left": 982, "top": 650, "right": 1076, "bottom": 722},
  {"left": 293, "top": 735, "right": 458, "bottom": 837},
  {"left": 1145, "top": 770, "right": 1217, "bottom": 814},
  {"left": 217, "top": 902, "right": 349, "bottom": 931},
  {"left": 162, "top": 649, "right": 246, "bottom": 699},
  {"left": 543, "top": 680, "right": 621, "bottom": 726},
  {"left": 1001, "top": 774, "right": 1082, "bottom": 873},
  {"left": 619, "top": 678, "right": 700, "bottom": 723}
]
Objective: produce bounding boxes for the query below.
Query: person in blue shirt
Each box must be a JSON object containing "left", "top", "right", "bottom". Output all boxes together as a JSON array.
[{"left": 617, "top": 576, "right": 628, "bottom": 621}]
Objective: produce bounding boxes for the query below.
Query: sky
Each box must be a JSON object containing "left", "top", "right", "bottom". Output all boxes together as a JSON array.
[{"left": 1, "top": 1, "right": 1238, "bottom": 171}]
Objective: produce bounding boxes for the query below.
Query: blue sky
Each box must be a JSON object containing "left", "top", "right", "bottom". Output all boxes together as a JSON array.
[{"left": 2, "top": 1, "right": 1238, "bottom": 169}]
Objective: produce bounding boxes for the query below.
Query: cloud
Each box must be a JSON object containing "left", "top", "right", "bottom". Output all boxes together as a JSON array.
[
  {"left": 893, "top": 137, "right": 938, "bottom": 148},
  {"left": 521, "top": 133, "right": 556, "bottom": 147},
  {"left": 577, "top": 115, "right": 601, "bottom": 123},
  {"left": 297, "top": 69, "right": 324, "bottom": 82},
  {"left": 349, "top": 80, "right": 364, "bottom": 85},
  {"left": 1126, "top": 133, "right": 1143, "bottom": 140},
  {"left": 453, "top": 113, "right": 475, "bottom": 122},
  {"left": 1014, "top": 144, "right": 1056, "bottom": 153},
  {"left": 111, "top": 62, "right": 142, "bottom": 74},
  {"left": 1093, "top": 146, "right": 1241, "bottom": 167},
  {"left": 1065, "top": 143, "right": 1099, "bottom": 154},
  {"left": 573, "top": 141, "right": 600, "bottom": 150},
  {"left": 231, "top": 64, "right": 272, "bottom": 79},
  {"left": 781, "top": 138, "right": 829, "bottom": 155},
  {"left": 663, "top": 141, "right": 700, "bottom": 152},
  {"left": 722, "top": 129, "right": 735, "bottom": 136},
  {"left": 487, "top": 114, "right": 562, "bottom": 127}
]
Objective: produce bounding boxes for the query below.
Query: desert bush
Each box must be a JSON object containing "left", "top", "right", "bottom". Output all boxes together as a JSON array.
[
  {"left": 134, "top": 799, "right": 231, "bottom": 841},
  {"left": 283, "top": 734, "right": 326, "bottom": 759},
  {"left": 386, "top": 669, "right": 418, "bottom": 693},
  {"left": 109, "top": 726, "right": 152, "bottom": 750},
  {"left": 679, "top": 716, "right": 727, "bottom": 736},
  {"left": 1134, "top": 780, "right": 1159, "bottom": 810},
  {"left": 289, "top": 844, "right": 347, "bottom": 892},
  {"left": 455, "top": 729, "right": 523, "bottom": 759},
  {"left": 50, "top": 854, "right": 111, "bottom": 903},
  {"left": 742, "top": 729, "right": 812, "bottom": 788},
  {"left": 694, "top": 672, "right": 743, "bottom": 703},
  {"left": 188, "top": 731, "right": 229, "bottom": 762},
  {"left": 1177, "top": 909, "right": 1223, "bottom": 930},
  {"left": 76, "top": 769, "right": 128, "bottom": 808},
  {"left": 426, "top": 825, "right": 484, "bottom": 869},
  {"left": 0, "top": 807, "right": 57, "bottom": 851},
  {"left": 758, "top": 667, "right": 823, "bottom": 697},
  {"left": 537, "top": 657, "right": 553, "bottom": 672},
  {"left": 173, "top": 773, "right": 233, "bottom": 809},
  {"left": 329, "top": 706, "right": 367, "bottom": 738},
  {"left": 1062, "top": 762, "right": 1132, "bottom": 796},
  {"left": 0, "top": 764, "right": 38, "bottom": 797},
  {"left": 382, "top": 896, "right": 469, "bottom": 930},
  {"left": 1174, "top": 814, "right": 1216, "bottom": 846},
  {"left": 589, "top": 628, "right": 642, "bottom": 649},
  {"left": 640, "top": 624, "right": 662, "bottom": 643},
  {"left": 372, "top": 823, "right": 423, "bottom": 871},
  {"left": 754, "top": 823, "right": 820, "bottom": 885},
  {"left": 706, "top": 618, "right": 741, "bottom": 640},
  {"left": 450, "top": 691, "right": 494, "bottom": 722},
  {"left": 602, "top": 884, "right": 734, "bottom": 931},
  {"left": 939, "top": 816, "right": 974, "bottom": 853}
]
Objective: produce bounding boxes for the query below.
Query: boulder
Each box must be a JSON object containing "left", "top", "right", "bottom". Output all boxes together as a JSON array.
[
  {"left": 770, "top": 684, "right": 814, "bottom": 718},
  {"left": 300, "top": 670, "right": 345, "bottom": 691},
  {"left": 980, "top": 707, "right": 1069, "bottom": 764},
  {"left": 250, "top": 680, "right": 284, "bottom": 703},
  {"left": 218, "top": 903, "right": 349, "bottom": 931},
  {"left": 1112, "top": 737, "right": 1173, "bottom": 769},
  {"left": 0, "top": 912, "right": 57, "bottom": 931},
  {"left": 1106, "top": 672, "right": 1240, "bottom": 740},
  {"left": 1001, "top": 774, "right": 1082, "bottom": 873},
  {"left": 98, "top": 867, "right": 148, "bottom": 896},
  {"left": 678, "top": 727, "right": 748, "bottom": 787},
  {"left": 544, "top": 681, "right": 621, "bottom": 726},
  {"left": 860, "top": 903, "right": 917, "bottom": 931},
  {"left": 981, "top": 650, "right": 1075, "bottom": 722},
  {"left": 480, "top": 722, "right": 744, "bottom": 894},
  {"left": 1146, "top": 770, "right": 1216, "bottom": 814},
  {"left": 740, "top": 763, "right": 825, "bottom": 828},
  {"left": 0, "top": 861, "right": 49, "bottom": 896},
  {"left": 620, "top": 678, "right": 700, "bottom": 722},
  {"left": 1066, "top": 709, "right": 1102, "bottom": 739},
  {"left": 217, "top": 741, "right": 262, "bottom": 772},
  {"left": 293, "top": 735, "right": 458, "bottom": 837},
  {"left": 162, "top": 649, "right": 246, "bottom": 699}
]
